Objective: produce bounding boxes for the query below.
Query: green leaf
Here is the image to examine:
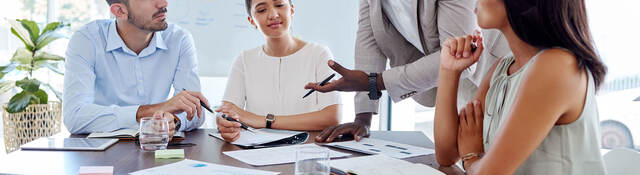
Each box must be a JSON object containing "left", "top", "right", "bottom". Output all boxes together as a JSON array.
[
  {"left": 42, "top": 83, "right": 62, "bottom": 102},
  {"left": 33, "top": 89, "right": 48, "bottom": 104},
  {"left": 36, "top": 22, "right": 69, "bottom": 50},
  {"left": 6, "top": 91, "right": 37, "bottom": 113},
  {"left": 0, "top": 80, "right": 16, "bottom": 94},
  {"left": 15, "top": 78, "right": 40, "bottom": 92},
  {"left": 8, "top": 19, "right": 34, "bottom": 49},
  {"left": 10, "top": 48, "right": 34, "bottom": 65},
  {"left": 17, "top": 19, "right": 40, "bottom": 46},
  {"left": 35, "top": 32, "right": 65, "bottom": 50},
  {"left": 33, "top": 51, "right": 64, "bottom": 62},
  {"left": 15, "top": 65, "right": 35, "bottom": 72},
  {"left": 44, "top": 62, "right": 64, "bottom": 76},
  {"left": 0, "top": 64, "right": 16, "bottom": 80},
  {"left": 40, "top": 22, "right": 67, "bottom": 36}
]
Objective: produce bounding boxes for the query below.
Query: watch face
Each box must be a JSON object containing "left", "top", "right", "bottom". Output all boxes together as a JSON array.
[{"left": 266, "top": 114, "right": 275, "bottom": 121}]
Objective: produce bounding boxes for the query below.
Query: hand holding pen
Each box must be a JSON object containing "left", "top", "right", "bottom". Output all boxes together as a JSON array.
[
  {"left": 215, "top": 103, "right": 258, "bottom": 142},
  {"left": 303, "top": 73, "right": 336, "bottom": 98},
  {"left": 214, "top": 103, "right": 256, "bottom": 131},
  {"left": 182, "top": 88, "right": 256, "bottom": 133},
  {"left": 160, "top": 89, "right": 210, "bottom": 121}
]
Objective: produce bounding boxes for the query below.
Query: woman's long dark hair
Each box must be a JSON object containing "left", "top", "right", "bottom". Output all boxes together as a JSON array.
[
  {"left": 245, "top": 0, "right": 293, "bottom": 16},
  {"left": 504, "top": 0, "right": 607, "bottom": 89}
]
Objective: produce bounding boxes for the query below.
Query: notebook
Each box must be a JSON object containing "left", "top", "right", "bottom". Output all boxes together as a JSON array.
[
  {"left": 88, "top": 128, "right": 185, "bottom": 141},
  {"left": 209, "top": 129, "right": 308, "bottom": 149}
]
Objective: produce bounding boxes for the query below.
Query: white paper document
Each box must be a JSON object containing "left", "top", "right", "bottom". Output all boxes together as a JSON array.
[
  {"left": 129, "top": 159, "right": 279, "bottom": 175},
  {"left": 209, "top": 129, "right": 304, "bottom": 147},
  {"left": 329, "top": 155, "right": 444, "bottom": 175},
  {"left": 325, "top": 138, "right": 435, "bottom": 159},
  {"left": 224, "top": 144, "right": 351, "bottom": 166}
]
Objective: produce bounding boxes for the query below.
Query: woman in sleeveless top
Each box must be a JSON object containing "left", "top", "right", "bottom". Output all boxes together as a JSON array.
[{"left": 433, "top": 0, "right": 608, "bottom": 174}]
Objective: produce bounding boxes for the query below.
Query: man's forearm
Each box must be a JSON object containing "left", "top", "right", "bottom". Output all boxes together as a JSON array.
[{"left": 136, "top": 103, "right": 163, "bottom": 122}]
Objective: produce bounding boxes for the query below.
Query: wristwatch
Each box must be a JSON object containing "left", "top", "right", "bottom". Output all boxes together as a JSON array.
[
  {"left": 266, "top": 114, "right": 275, "bottom": 129},
  {"left": 368, "top": 73, "right": 382, "bottom": 100},
  {"left": 171, "top": 114, "right": 181, "bottom": 131}
]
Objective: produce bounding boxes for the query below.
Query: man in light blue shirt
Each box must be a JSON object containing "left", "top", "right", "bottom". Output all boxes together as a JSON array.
[{"left": 63, "top": 0, "right": 210, "bottom": 136}]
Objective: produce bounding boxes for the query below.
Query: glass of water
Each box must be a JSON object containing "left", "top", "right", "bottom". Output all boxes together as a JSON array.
[
  {"left": 139, "top": 116, "right": 170, "bottom": 151},
  {"left": 295, "top": 146, "right": 330, "bottom": 175}
]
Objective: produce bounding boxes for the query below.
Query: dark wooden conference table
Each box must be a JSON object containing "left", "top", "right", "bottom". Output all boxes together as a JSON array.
[{"left": 0, "top": 129, "right": 464, "bottom": 175}]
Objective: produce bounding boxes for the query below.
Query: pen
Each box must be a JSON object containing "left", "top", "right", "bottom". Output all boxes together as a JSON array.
[
  {"left": 471, "top": 42, "right": 478, "bottom": 52},
  {"left": 303, "top": 73, "right": 336, "bottom": 98},
  {"left": 182, "top": 89, "right": 255, "bottom": 132},
  {"left": 168, "top": 143, "right": 197, "bottom": 147}
]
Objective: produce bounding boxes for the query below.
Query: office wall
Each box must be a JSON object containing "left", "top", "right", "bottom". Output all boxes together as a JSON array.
[{"left": 167, "top": 0, "right": 360, "bottom": 77}]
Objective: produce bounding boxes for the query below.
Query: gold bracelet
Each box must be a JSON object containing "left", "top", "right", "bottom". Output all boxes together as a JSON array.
[
  {"left": 461, "top": 152, "right": 483, "bottom": 162},
  {"left": 461, "top": 152, "right": 484, "bottom": 170}
]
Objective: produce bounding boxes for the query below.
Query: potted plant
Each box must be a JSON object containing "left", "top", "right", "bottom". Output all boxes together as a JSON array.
[{"left": 1, "top": 19, "right": 68, "bottom": 153}]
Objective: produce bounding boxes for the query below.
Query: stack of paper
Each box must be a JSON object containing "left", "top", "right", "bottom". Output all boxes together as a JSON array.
[
  {"left": 325, "top": 138, "right": 435, "bottom": 159},
  {"left": 223, "top": 144, "right": 351, "bottom": 166},
  {"left": 329, "top": 155, "right": 444, "bottom": 175},
  {"left": 129, "top": 159, "right": 279, "bottom": 175}
]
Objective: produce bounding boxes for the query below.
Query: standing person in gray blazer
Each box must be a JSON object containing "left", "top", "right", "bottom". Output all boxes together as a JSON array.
[{"left": 306, "top": 0, "right": 510, "bottom": 142}]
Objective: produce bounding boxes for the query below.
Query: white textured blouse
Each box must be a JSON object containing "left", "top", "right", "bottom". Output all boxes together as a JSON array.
[{"left": 223, "top": 42, "right": 341, "bottom": 116}]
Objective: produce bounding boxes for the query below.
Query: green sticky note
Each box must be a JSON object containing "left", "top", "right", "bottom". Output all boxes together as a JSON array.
[{"left": 155, "top": 149, "right": 184, "bottom": 159}]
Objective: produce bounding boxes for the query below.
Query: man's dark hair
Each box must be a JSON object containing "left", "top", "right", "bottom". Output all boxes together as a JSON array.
[
  {"left": 244, "top": 0, "right": 292, "bottom": 16},
  {"left": 106, "top": 0, "right": 129, "bottom": 6}
]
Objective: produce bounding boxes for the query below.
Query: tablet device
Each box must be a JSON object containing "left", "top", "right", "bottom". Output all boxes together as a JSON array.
[{"left": 20, "top": 137, "right": 118, "bottom": 151}]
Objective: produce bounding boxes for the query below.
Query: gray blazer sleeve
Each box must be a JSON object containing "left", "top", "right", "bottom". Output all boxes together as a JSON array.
[
  {"left": 354, "top": 0, "right": 388, "bottom": 115},
  {"left": 381, "top": 0, "right": 477, "bottom": 103}
]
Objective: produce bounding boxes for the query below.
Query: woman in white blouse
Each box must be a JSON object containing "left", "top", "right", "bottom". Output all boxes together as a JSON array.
[{"left": 215, "top": 0, "right": 341, "bottom": 142}]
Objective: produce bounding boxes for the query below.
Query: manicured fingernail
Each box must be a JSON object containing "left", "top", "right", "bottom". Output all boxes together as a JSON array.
[
  {"left": 456, "top": 54, "right": 461, "bottom": 58},
  {"left": 463, "top": 52, "right": 470, "bottom": 57},
  {"left": 328, "top": 60, "right": 335, "bottom": 66}
]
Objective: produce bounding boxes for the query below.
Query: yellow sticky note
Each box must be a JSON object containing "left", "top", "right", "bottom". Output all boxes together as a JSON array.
[{"left": 155, "top": 149, "right": 185, "bottom": 159}]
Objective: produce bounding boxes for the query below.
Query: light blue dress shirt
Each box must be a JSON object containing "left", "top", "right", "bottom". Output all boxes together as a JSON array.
[{"left": 63, "top": 19, "right": 204, "bottom": 134}]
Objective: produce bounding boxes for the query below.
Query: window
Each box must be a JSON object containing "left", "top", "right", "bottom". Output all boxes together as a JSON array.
[
  {"left": 588, "top": 0, "right": 640, "bottom": 151},
  {"left": 390, "top": 96, "right": 435, "bottom": 140}
]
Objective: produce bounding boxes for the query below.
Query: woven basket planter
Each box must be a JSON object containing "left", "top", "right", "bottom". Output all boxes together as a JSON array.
[{"left": 2, "top": 101, "right": 62, "bottom": 153}]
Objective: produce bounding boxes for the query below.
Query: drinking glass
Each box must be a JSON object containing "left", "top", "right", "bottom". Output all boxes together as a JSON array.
[
  {"left": 139, "top": 116, "right": 170, "bottom": 151},
  {"left": 295, "top": 146, "right": 330, "bottom": 175}
]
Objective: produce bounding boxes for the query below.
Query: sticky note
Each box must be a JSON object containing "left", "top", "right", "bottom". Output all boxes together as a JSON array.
[
  {"left": 79, "top": 166, "right": 113, "bottom": 175},
  {"left": 155, "top": 149, "right": 185, "bottom": 159}
]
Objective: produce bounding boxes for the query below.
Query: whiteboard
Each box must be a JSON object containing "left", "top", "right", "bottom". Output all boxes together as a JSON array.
[{"left": 166, "top": 0, "right": 359, "bottom": 77}]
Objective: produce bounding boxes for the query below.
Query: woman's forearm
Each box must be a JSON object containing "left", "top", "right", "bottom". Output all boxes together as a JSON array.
[
  {"left": 270, "top": 104, "right": 341, "bottom": 131},
  {"left": 434, "top": 68, "right": 463, "bottom": 166}
]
